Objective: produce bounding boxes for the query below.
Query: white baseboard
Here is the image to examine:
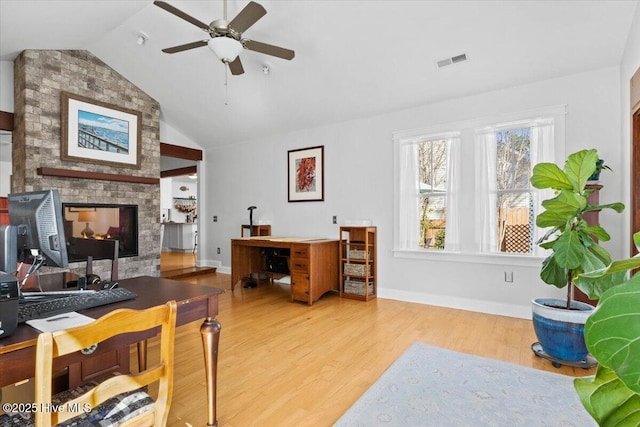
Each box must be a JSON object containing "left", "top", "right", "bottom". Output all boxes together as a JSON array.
[
  {"left": 198, "top": 259, "right": 224, "bottom": 271},
  {"left": 216, "top": 266, "right": 231, "bottom": 274},
  {"left": 377, "top": 287, "right": 532, "bottom": 320}
]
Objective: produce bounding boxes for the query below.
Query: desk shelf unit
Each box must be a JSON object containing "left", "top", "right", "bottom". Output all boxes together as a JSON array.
[
  {"left": 241, "top": 224, "right": 271, "bottom": 237},
  {"left": 339, "top": 226, "right": 376, "bottom": 301}
]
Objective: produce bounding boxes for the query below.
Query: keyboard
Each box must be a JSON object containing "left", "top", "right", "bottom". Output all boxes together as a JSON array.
[{"left": 18, "top": 288, "right": 137, "bottom": 323}]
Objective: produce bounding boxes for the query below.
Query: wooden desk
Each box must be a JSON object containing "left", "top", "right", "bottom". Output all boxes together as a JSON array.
[
  {"left": 231, "top": 237, "right": 339, "bottom": 305},
  {"left": 0, "top": 276, "right": 224, "bottom": 427}
]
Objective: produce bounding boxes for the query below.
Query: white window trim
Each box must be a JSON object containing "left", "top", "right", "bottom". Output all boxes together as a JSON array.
[{"left": 393, "top": 104, "right": 566, "bottom": 265}]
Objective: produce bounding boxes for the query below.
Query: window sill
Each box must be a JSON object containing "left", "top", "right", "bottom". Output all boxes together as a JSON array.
[{"left": 392, "top": 248, "right": 545, "bottom": 267}]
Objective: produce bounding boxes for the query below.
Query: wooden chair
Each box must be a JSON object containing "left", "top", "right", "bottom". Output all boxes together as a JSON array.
[{"left": 34, "top": 300, "right": 177, "bottom": 427}]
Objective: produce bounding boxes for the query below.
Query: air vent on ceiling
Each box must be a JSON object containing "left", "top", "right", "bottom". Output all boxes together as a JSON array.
[{"left": 436, "top": 53, "right": 468, "bottom": 69}]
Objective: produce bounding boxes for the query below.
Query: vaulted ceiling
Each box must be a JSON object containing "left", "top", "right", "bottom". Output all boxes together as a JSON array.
[{"left": 1, "top": 1, "right": 637, "bottom": 149}]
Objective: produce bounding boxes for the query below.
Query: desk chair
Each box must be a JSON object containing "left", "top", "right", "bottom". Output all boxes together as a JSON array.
[{"left": 28, "top": 301, "right": 176, "bottom": 427}]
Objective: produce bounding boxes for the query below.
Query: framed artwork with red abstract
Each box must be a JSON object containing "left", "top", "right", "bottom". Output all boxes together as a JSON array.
[{"left": 288, "top": 145, "right": 324, "bottom": 202}]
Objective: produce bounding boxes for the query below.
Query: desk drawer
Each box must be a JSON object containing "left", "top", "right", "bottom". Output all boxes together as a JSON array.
[
  {"left": 291, "top": 272, "right": 310, "bottom": 302},
  {"left": 290, "top": 245, "right": 309, "bottom": 259},
  {"left": 290, "top": 244, "right": 310, "bottom": 272},
  {"left": 290, "top": 258, "right": 309, "bottom": 272}
]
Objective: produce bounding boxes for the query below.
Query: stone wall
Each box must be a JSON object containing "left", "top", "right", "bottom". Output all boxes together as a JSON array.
[{"left": 12, "top": 50, "right": 161, "bottom": 278}]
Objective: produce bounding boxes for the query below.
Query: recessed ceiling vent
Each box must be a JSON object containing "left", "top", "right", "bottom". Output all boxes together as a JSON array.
[{"left": 436, "top": 53, "right": 468, "bottom": 69}]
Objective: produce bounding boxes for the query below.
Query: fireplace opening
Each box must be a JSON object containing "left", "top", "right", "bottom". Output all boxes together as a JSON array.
[{"left": 62, "top": 203, "right": 138, "bottom": 262}]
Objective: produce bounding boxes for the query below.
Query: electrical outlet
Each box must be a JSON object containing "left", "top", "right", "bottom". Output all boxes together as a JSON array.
[
  {"left": 213, "top": 215, "right": 218, "bottom": 222},
  {"left": 504, "top": 271, "right": 514, "bottom": 283},
  {"left": 217, "top": 247, "right": 220, "bottom": 254},
  {"left": 332, "top": 216, "right": 337, "bottom": 224}
]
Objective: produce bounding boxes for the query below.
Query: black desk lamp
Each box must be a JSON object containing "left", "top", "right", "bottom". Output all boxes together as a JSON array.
[
  {"left": 248, "top": 205, "right": 256, "bottom": 235},
  {"left": 244, "top": 206, "right": 258, "bottom": 288}
]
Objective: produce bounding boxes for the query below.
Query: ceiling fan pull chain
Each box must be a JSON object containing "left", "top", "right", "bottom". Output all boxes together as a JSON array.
[{"left": 224, "top": 62, "right": 229, "bottom": 106}]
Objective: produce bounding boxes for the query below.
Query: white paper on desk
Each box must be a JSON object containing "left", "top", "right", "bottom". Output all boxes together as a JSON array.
[{"left": 26, "top": 312, "right": 95, "bottom": 332}]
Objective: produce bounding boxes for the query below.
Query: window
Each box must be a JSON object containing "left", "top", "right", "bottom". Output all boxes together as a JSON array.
[
  {"left": 491, "top": 128, "right": 533, "bottom": 253},
  {"left": 394, "top": 105, "right": 565, "bottom": 262},
  {"left": 418, "top": 139, "right": 448, "bottom": 249},
  {"left": 396, "top": 132, "right": 460, "bottom": 251},
  {"left": 476, "top": 118, "right": 556, "bottom": 256}
]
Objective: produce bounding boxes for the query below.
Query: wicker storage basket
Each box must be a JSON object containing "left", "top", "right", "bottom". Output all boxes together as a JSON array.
[
  {"left": 349, "top": 249, "right": 370, "bottom": 260},
  {"left": 343, "top": 263, "right": 371, "bottom": 276},
  {"left": 343, "top": 279, "right": 374, "bottom": 296}
]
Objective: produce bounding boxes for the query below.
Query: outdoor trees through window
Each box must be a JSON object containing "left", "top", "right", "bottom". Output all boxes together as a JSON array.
[
  {"left": 495, "top": 128, "right": 533, "bottom": 253},
  {"left": 418, "top": 139, "right": 447, "bottom": 249}
]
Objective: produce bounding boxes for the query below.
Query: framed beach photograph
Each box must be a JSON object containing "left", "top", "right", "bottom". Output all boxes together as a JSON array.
[
  {"left": 61, "top": 92, "right": 142, "bottom": 169},
  {"left": 288, "top": 145, "right": 324, "bottom": 202}
]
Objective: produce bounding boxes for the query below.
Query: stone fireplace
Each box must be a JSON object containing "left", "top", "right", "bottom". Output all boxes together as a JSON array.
[{"left": 12, "top": 50, "right": 161, "bottom": 279}]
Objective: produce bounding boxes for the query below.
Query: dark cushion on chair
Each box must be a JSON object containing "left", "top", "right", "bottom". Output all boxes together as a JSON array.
[{"left": 0, "top": 382, "right": 154, "bottom": 427}]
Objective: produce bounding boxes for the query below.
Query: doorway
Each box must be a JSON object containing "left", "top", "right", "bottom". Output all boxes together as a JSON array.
[{"left": 160, "top": 143, "right": 202, "bottom": 272}]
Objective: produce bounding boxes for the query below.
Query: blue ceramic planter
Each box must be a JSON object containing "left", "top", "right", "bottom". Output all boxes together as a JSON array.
[{"left": 531, "top": 298, "right": 594, "bottom": 362}]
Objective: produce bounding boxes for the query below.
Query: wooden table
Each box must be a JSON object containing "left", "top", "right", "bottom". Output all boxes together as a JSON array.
[{"left": 0, "top": 276, "right": 224, "bottom": 427}]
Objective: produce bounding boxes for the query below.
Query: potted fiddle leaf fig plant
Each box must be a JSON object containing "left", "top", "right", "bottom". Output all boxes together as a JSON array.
[
  {"left": 573, "top": 232, "right": 640, "bottom": 424},
  {"left": 529, "top": 148, "right": 624, "bottom": 362}
]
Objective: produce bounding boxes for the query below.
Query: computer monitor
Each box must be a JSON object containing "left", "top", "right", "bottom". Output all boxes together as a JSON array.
[
  {"left": 0, "top": 224, "right": 17, "bottom": 273},
  {"left": 8, "top": 189, "right": 69, "bottom": 268}
]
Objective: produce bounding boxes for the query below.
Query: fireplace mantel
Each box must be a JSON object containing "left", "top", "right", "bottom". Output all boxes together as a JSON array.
[{"left": 37, "top": 167, "right": 159, "bottom": 184}]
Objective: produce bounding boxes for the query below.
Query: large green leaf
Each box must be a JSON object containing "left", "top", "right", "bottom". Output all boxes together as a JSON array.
[
  {"left": 585, "top": 240, "right": 613, "bottom": 265},
  {"left": 585, "top": 274, "right": 640, "bottom": 394},
  {"left": 582, "top": 225, "right": 611, "bottom": 242},
  {"left": 540, "top": 254, "right": 569, "bottom": 288},
  {"left": 574, "top": 247, "right": 625, "bottom": 299},
  {"left": 536, "top": 191, "right": 586, "bottom": 228},
  {"left": 574, "top": 365, "right": 640, "bottom": 426},
  {"left": 634, "top": 232, "right": 640, "bottom": 252},
  {"left": 571, "top": 247, "right": 624, "bottom": 299},
  {"left": 585, "top": 202, "right": 626, "bottom": 215},
  {"left": 530, "top": 162, "right": 573, "bottom": 190},
  {"left": 564, "top": 149, "right": 598, "bottom": 192},
  {"left": 553, "top": 229, "right": 586, "bottom": 269},
  {"left": 536, "top": 210, "right": 572, "bottom": 229},
  {"left": 580, "top": 256, "right": 640, "bottom": 279}
]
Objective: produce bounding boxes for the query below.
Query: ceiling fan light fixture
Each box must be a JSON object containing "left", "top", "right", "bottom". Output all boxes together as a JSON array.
[{"left": 208, "top": 37, "right": 243, "bottom": 62}]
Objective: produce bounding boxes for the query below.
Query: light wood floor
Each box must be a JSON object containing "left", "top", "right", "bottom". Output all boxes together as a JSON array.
[
  {"left": 160, "top": 251, "right": 196, "bottom": 272},
  {"left": 142, "top": 256, "right": 595, "bottom": 426}
]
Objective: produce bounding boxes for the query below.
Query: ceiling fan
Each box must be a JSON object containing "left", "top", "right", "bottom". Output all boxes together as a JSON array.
[{"left": 154, "top": 0, "right": 295, "bottom": 76}]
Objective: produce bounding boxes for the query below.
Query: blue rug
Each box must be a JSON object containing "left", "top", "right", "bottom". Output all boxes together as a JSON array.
[{"left": 333, "top": 343, "right": 596, "bottom": 426}]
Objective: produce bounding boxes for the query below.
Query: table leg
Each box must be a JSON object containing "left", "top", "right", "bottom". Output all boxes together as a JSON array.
[
  {"left": 137, "top": 340, "right": 147, "bottom": 371},
  {"left": 201, "top": 316, "right": 221, "bottom": 426}
]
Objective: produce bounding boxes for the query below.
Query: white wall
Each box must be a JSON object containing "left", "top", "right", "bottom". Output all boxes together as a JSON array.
[
  {"left": 0, "top": 60, "right": 13, "bottom": 111},
  {"left": 621, "top": 3, "right": 640, "bottom": 251},
  {"left": 202, "top": 66, "right": 623, "bottom": 319},
  {"left": 159, "top": 120, "right": 202, "bottom": 150}
]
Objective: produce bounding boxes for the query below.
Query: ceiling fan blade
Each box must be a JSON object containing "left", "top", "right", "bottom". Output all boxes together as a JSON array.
[
  {"left": 243, "top": 40, "right": 295, "bottom": 60},
  {"left": 227, "top": 57, "right": 245, "bottom": 75},
  {"left": 154, "top": 1, "right": 210, "bottom": 31},
  {"left": 228, "top": 1, "right": 267, "bottom": 34},
  {"left": 162, "top": 40, "right": 209, "bottom": 54}
]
